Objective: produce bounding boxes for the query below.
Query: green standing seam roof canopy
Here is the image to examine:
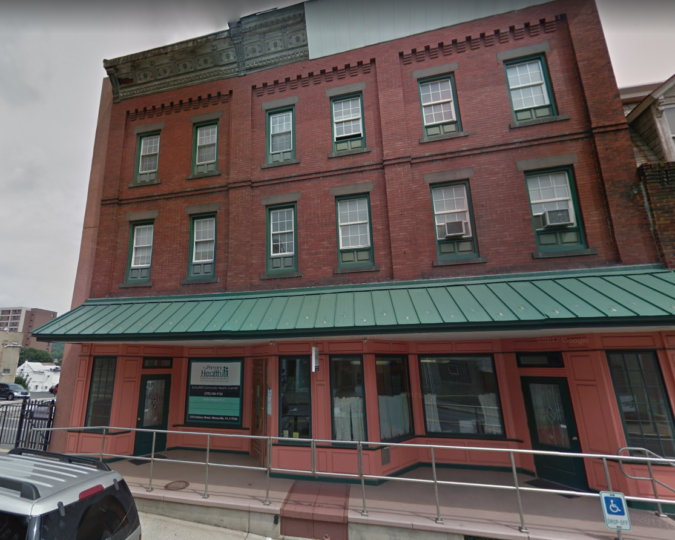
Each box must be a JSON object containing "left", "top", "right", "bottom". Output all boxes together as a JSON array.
[{"left": 33, "top": 267, "right": 675, "bottom": 342}]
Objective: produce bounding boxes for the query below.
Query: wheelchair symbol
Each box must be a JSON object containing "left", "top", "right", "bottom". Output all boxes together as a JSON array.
[
  {"left": 605, "top": 497, "right": 624, "bottom": 515},
  {"left": 609, "top": 501, "right": 621, "bottom": 513}
]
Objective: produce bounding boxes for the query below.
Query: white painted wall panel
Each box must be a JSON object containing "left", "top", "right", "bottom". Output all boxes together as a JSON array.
[{"left": 305, "top": 0, "right": 554, "bottom": 59}]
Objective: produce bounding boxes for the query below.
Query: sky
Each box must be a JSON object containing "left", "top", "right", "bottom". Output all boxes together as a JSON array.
[{"left": 0, "top": 0, "right": 674, "bottom": 317}]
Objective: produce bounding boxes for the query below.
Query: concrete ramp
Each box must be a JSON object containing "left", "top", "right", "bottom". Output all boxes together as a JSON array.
[{"left": 281, "top": 481, "right": 350, "bottom": 540}]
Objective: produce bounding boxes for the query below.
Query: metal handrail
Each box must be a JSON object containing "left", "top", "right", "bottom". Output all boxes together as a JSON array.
[
  {"left": 27, "top": 425, "right": 675, "bottom": 535},
  {"left": 617, "top": 446, "right": 675, "bottom": 517}
]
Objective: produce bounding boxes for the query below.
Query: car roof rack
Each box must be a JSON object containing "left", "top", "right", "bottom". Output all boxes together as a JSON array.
[
  {"left": 9, "top": 448, "right": 111, "bottom": 471},
  {"left": 0, "top": 478, "right": 40, "bottom": 500}
]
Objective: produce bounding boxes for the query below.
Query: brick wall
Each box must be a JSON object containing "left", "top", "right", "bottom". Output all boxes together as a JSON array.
[
  {"left": 87, "top": 0, "right": 657, "bottom": 300},
  {"left": 640, "top": 163, "right": 675, "bottom": 269}
]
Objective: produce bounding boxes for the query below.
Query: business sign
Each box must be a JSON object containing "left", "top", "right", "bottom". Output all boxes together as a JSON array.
[
  {"left": 599, "top": 492, "right": 631, "bottom": 532},
  {"left": 186, "top": 359, "right": 243, "bottom": 426}
]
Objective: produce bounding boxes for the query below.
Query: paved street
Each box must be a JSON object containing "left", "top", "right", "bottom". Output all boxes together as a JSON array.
[{"left": 138, "top": 513, "right": 271, "bottom": 540}]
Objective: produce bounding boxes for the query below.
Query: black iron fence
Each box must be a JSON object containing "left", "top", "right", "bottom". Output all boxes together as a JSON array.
[{"left": 0, "top": 398, "right": 56, "bottom": 450}]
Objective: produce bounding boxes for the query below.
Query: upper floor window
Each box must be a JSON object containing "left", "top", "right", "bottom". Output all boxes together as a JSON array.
[
  {"left": 505, "top": 56, "right": 556, "bottom": 123},
  {"left": 136, "top": 133, "right": 160, "bottom": 184},
  {"left": 127, "top": 222, "right": 154, "bottom": 282},
  {"left": 664, "top": 108, "right": 675, "bottom": 145},
  {"left": 332, "top": 94, "right": 365, "bottom": 153},
  {"left": 267, "top": 108, "right": 295, "bottom": 164},
  {"left": 432, "top": 182, "right": 478, "bottom": 260},
  {"left": 193, "top": 123, "right": 218, "bottom": 176},
  {"left": 526, "top": 169, "right": 585, "bottom": 252},
  {"left": 336, "top": 195, "right": 373, "bottom": 267},
  {"left": 189, "top": 216, "right": 216, "bottom": 279},
  {"left": 267, "top": 206, "right": 297, "bottom": 274},
  {"left": 419, "top": 75, "right": 461, "bottom": 138}
]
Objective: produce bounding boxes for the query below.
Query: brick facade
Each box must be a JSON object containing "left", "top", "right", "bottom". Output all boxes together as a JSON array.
[{"left": 640, "top": 163, "right": 675, "bottom": 268}]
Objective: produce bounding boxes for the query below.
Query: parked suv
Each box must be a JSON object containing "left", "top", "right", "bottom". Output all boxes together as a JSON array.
[
  {"left": 0, "top": 448, "right": 141, "bottom": 539},
  {"left": 0, "top": 383, "right": 30, "bottom": 400}
]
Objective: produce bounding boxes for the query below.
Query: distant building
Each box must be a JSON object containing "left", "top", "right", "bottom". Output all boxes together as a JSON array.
[
  {"left": 16, "top": 362, "right": 61, "bottom": 392},
  {"left": 0, "top": 307, "right": 57, "bottom": 352},
  {"left": 0, "top": 331, "right": 24, "bottom": 384}
]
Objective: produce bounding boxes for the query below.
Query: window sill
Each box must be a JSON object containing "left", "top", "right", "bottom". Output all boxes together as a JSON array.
[
  {"left": 119, "top": 281, "right": 153, "bottom": 288},
  {"left": 433, "top": 257, "right": 487, "bottom": 267},
  {"left": 420, "top": 132, "right": 469, "bottom": 144},
  {"left": 328, "top": 147, "right": 371, "bottom": 158},
  {"left": 260, "top": 271, "right": 303, "bottom": 280},
  {"left": 261, "top": 158, "right": 300, "bottom": 169},
  {"left": 532, "top": 247, "right": 597, "bottom": 259},
  {"left": 181, "top": 277, "right": 219, "bottom": 285},
  {"left": 187, "top": 171, "right": 221, "bottom": 180},
  {"left": 128, "top": 180, "right": 161, "bottom": 188},
  {"left": 510, "top": 114, "right": 570, "bottom": 129},
  {"left": 334, "top": 265, "right": 380, "bottom": 275}
]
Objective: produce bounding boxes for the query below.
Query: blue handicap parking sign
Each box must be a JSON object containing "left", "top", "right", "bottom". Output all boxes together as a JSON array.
[
  {"left": 600, "top": 492, "right": 631, "bottom": 531},
  {"left": 604, "top": 496, "right": 625, "bottom": 516}
]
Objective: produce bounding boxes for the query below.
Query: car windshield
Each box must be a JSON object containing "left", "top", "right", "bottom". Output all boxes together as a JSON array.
[
  {"left": 0, "top": 510, "right": 29, "bottom": 539},
  {"left": 8, "top": 384, "right": 25, "bottom": 391}
]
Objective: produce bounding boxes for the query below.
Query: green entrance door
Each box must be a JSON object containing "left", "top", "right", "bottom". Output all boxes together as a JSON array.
[
  {"left": 521, "top": 377, "right": 588, "bottom": 490},
  {"left": 134, "top": 374, "right": 171, "bottom": 456}
]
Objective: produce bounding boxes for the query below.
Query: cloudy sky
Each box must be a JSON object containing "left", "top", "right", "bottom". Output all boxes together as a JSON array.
[{"left": 0, "top": 0, "right": 674, "bottom": 317}]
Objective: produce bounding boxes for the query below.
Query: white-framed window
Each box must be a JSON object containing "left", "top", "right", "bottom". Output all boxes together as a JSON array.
[
  {"left": 139, "top": 135, "right": 160, "bottom": 173},
  {"left": 664, "top": 107, "right": 675, "bottom": 144},
  {"left": 193, "top": 218, "right": 215, "bottom": 263},
  {"left": 338, "top": 198, "right": 370, "bottom": 249},
  {"left": 196, "top": 125, "right": 217, "bottom": 165},
  {"left": 333, "top": 97, "right": 363, "bottom": 140},
  {"left": 270, "top": 208, "right": 294, "bottom": 256},
  {"left": 420, "top": 79, "right": 456, "bottom": 126},
  {"left": 506, "top": 59, "right": 550, "bottom": 111},
  {"left": 527, "top": 172, "right": 575, "bottom": 228},
  {"left": 432, "top": 184, "right": 472, "bottom": 239},
  {"left": 270, "top": 111, "right": 293, "bottom": 154},
  {"left": 131, "top": 224, "right": 154, "bottom": 267}
]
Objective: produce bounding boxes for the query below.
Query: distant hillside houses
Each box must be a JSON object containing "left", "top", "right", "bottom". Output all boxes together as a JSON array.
[{"left": 16, "top": 362, "right": 60, "bottom": 392}]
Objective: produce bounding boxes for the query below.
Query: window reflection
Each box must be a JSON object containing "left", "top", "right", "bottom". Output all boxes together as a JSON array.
[
  {"left": 376, "top": 356, "right": 412, "bottom": 441},
  {"left": 331, "top": 356, "right": 366, "bottom": 441},
  {"left": 280, "top": 357, "right": 311, "bottom": 439}
]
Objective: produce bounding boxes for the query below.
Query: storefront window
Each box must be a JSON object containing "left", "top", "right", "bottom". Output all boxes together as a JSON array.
[
  {"left": 376, "top": 356, "right": 412, "bottom": 441},
  {"left": 279, "top": 356, "right": 311, "bottom": 439},
  {"left": 607, "top": 351, "right": 675, "bottom": 458},
  {"left": 420, "top": 355, "right": 504, "bottom": 437},
  {"left": 330, "top": 356, "right": 366, "bottom": 441},
  {"left": 85, "top": 357, "right": 117, "bottom": 427}
]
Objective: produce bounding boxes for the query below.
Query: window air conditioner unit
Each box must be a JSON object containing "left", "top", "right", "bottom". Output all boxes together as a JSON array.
[
  {"left": 542, "top": 209, "right": 572, "bottom": 228},
  {"left": 444, "top": 221, "right": 466, "bottom": 237}
]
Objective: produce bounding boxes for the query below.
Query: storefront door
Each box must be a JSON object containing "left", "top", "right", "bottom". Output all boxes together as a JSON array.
[
  {"left": 521, "top": 377, "right": 588, "bottom": 490},
  {"left": 251, "top": 359, "right": 267, "bottom": 466},
  {"left": 134, "top": 374, "right": 171, "bottom": 456}
]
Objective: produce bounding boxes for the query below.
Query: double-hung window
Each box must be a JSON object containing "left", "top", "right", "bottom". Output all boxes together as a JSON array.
[
  {"left": 336, "top": 195, "right": 373, "bottom": 267},
  {"left": 267, "top": 206, "right": 297, "bottom": 274},
  {"left": 136, "top": 133, "right": 160, "bottom": 184},
  {"left": 85, "top": 357, "right": 117, "bottom": 427},
  {"left": 526, "top": 168, "right": 585, "bottom": 252},
  {"left": 192, "top": 123, "right": 218, "bottom": 176},
  {"left": 505, "top": 56, "right": 556, "bottom": 123},
  {"left": 332, "top": 94, "right": 365, "bottom": 153},
  {"left": 189, "top": 215, "right": 216, "bottom": 278},
  {"left": 431, "top": 182, "right": 478, "bottom": 259},
  {"left": 127, "top": 222, "right": 154, "bottom": 282},
  {"left": 419, "top": 75, "right": 461, "bottom": 138},
  {"left": 267, "top": 108, "right": 295, "bottom": 164}
]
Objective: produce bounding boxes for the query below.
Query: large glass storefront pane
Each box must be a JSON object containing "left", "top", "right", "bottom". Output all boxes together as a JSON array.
[
  {"left": 85, "top": 357, "right": 117, "bottom": 427},
  {"left": 420, "top": 355, "right": 504, "bottom": 437},
  {"left": 330, "top": 356, "right": 366, "bottom": 441},
  {"left": 279, "top": 356, "right": 311, "bottom": 439},
  {"left": 376, "top": 356, "right": 413, "bottom": 441},
  {"left": 607, "top": 351, "right": 675, "bottom": 458}
]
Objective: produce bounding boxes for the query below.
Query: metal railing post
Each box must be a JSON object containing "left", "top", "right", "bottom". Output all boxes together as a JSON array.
[
  {"left": 603, "top": 457, "right": 622, "bottom": 540},
  {"left": 510, "top": 451, "right": 528, "bottom": 534},
  {"left": 100, "top": 428, "right": 107, "bottom": 462},
  {"left": 646, "top": 460, "right": 665, "bottom": 517},
  {"left": 203, "top": 435, "right": 210, "bottom": 499},
  {"left": 430, "top": 447, "right": 443, "bottom": 524},
  {"left": 147, "top": 431, "right": 156, "bottom": 493},
  {"left": 263, "top": 437, "right": 272, "bottom": 506},
  {"left": 358, "top": 441, "right": 368, "bottom": 517},
  {"left": 311, "top": 439, "right": 317, "bottom": 477}
]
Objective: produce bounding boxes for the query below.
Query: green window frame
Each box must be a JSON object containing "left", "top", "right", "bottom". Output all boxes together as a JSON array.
[
  {"left": 330, "top": 356, "right": 368, "bottom": 442},
  {"left": 134, "top": 131, "right": 161, "bottom": 184},
  {"left": 85, "top": 356, "right": 117, "bottom": 427},
  {"left": 525, "top": 167, "right": 586, "bottom": 252},
  {"left": 504, "top": 54, "right": 557, "bottom": 123},
  {"left": 331, "top": 93, "right": 366, "bottom": 153},
  {"left": 266, "top": 204, "right": 298, "bottom": 274},
  {"left": 192, "top": 121, "right": 219, "bottom": 176},
  {"left": 126, "top": 221, "right": 154, "bottom": 283},
  {"left": 279, "top": 356, "right": 312, "bottom": 441},
  {"left": 607, "top": 351, "right": 675, "bottom": 459},
  {"left": 266, "top": 107, "right": 295, "bottom": 164},
  {"left": 335, "top": 194, "right": 374, "bottom": 268},
  {"left": 188, "top": 214, "right": 216, "bottom": 279},
  {"left": 418, "top": 74, "right": 462, "bottom": 139},
  {"left": 431, "top": 181, "right": 479, "bottom": 260}
]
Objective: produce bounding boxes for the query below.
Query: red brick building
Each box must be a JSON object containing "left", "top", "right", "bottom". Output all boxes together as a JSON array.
[{"left": 36, "top": 0, "right": 675, "bottom": 504}]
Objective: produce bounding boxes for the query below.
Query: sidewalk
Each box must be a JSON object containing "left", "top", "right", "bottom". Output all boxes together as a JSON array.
[{"left": 139, "top": 512, "right": 272, "bottom": 540}]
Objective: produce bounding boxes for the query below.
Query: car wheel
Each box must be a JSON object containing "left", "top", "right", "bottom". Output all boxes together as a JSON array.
[{"left": 7, "top": 393, "right": 14, "bottom": 401}]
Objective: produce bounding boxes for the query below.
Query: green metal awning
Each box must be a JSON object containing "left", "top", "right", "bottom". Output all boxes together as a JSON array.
[{"left": 34, "top": 266, "right": 675, "bottom": 343}]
